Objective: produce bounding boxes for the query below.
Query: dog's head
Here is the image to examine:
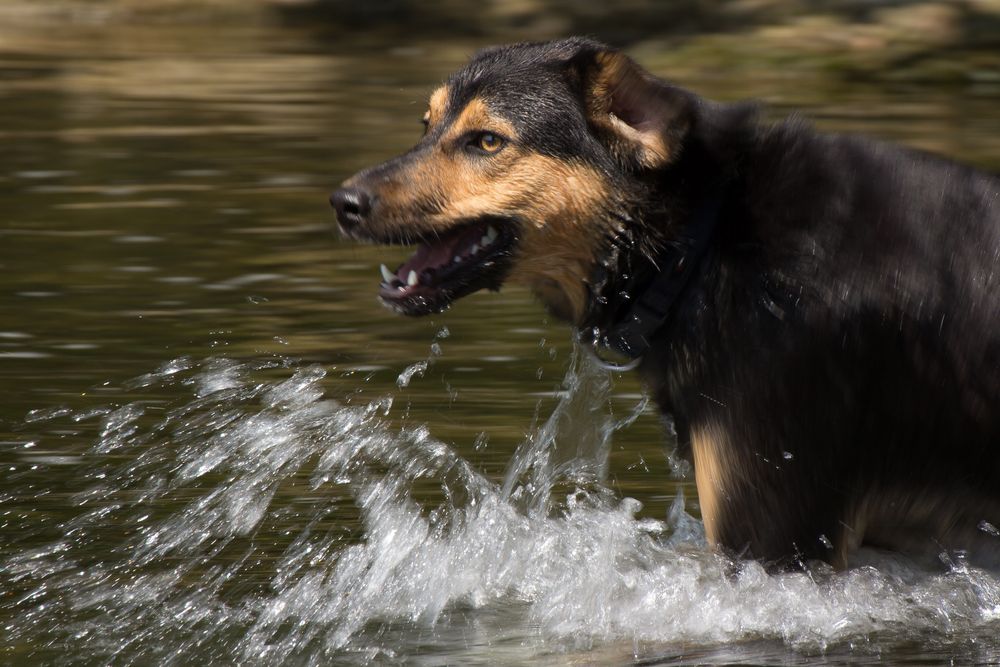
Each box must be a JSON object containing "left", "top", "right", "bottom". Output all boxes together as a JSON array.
[{"left": 331, "top": 38, "right": 696, "bottom": 323}]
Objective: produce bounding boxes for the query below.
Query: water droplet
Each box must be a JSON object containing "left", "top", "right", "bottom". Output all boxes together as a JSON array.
[
  {"left": 978, "top": 520, "right": 1000, "bottom": 537},
  {"left": 396, "top": 360, "right": 428, "bottom": 388},
  {"left": 473, "top": 432, "right": 489, "bottom": 451}
]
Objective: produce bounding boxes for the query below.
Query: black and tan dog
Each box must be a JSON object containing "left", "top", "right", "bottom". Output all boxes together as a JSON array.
[{"left": 331, "top": 38, "right": 1000, "bottom": 570}]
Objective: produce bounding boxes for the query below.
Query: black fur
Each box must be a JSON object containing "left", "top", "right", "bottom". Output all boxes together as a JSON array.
[
  {"left": 643, "top": 118, "right": 1000, "bottom": 568},
  {"left": 560, "top": 48, "right": 1000, "bottom": 569}
]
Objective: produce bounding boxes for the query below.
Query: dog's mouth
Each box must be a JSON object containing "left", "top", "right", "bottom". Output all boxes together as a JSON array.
[{"left": 375, "top": 217, "right": 518, "bottom": 316}]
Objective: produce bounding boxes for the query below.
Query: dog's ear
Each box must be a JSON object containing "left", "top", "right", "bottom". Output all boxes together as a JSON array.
[{"left": 567, "top": 48, "right": 694, "bottom": 170}]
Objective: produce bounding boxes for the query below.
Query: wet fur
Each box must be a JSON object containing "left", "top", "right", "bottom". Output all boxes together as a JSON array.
[{"left": 336, "top": 38, "right": 1000, "bottom": 570}]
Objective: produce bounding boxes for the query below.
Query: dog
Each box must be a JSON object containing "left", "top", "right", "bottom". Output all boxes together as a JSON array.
[{"left": 331, "top": 38, "right": 1000, "bottom": 570}]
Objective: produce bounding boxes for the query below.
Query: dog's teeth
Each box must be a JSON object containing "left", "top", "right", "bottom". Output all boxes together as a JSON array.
[
  {"left": 453, "top": 256, "right": 461, "bottom": 264},
  {"left": 406, "top": 270, "right": 418, "bottom": 286},
  {"left": 486, "top": 225, "right": 498, "bottom": 241},
  {"left": 480, "top": 234, "right": 490, "bottom": 246},
  {"left": 380, "top": 264, "right": 395, "bottom": 284},
  {"left": 469, "top": 243, "right": 479, "bottom": 255}
]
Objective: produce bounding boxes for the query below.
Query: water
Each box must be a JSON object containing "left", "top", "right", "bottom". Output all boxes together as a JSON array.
[
  {"left": 2, "top": 7, "right": 1000, "bottom": 664},
  {"left": 5, "top": 352, "right": 1000, "bottom": 665}
]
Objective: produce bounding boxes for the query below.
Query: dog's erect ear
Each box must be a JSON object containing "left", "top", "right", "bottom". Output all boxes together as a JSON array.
[{"left": 568, "top": 48, "right": 694, "bottom": 170}]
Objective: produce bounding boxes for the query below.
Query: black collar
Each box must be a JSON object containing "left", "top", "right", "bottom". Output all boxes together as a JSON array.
[{"left": 581, "top": 178, "right": 729, "bottom": 364}]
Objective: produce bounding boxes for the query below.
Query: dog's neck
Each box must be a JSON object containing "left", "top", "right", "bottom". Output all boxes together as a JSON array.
[{"left": 580, "top": 173, "right": 731, "bottom": 360}]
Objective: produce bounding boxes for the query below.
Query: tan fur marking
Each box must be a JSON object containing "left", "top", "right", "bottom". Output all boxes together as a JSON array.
[
  {"left": 607, "top": 113, "right": 669, "bottom": 168},
  {"left": 352, "top": 95, "right": 613, "bottom": 322},
  {"left": 443, "top": 97, "right": 516, "bottom": 143},
  {"left": 426, "top": 85, "right": 449, "bottom": 127},
  {"left": 691, "top": 424, "right": 729, "bottom": 545},
  {"left": 502, "top": 157, "right": 608, "bottom": 321},
  {"left": 432, "top": 146, "right": 607, "bottom": 322},
  {"left": 585, "top": 52, "right": 682, "bottom": 169}
]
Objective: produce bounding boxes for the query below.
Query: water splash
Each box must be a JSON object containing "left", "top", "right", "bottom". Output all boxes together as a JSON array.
[
  {"left": 395, "top": 326, "right": 448, "bottom": 388},
  {"left": 501, "top": 344, "right": 615, "bottom": 515},
  {"left": 2, "top": 352, "right": 1000, "bottom": 664}
]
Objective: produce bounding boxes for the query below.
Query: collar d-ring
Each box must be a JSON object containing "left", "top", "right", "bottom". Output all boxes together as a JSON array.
[{"left": 587, "top": 339, "right": 643, "bottom": 372}]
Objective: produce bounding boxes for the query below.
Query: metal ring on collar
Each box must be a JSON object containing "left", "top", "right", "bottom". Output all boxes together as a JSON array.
[{"left": 587, "top": 340, "right": 643, "bottom": 372}]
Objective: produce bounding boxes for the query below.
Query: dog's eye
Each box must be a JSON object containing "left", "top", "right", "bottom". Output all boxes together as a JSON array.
[{"left": 472, "top": 132, "right": 505, "bottom": 154}]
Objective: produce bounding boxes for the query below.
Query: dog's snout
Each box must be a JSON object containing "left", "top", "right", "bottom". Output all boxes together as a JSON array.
[{"left": 330, "top": 187, "right": 372, "bottom": 230}]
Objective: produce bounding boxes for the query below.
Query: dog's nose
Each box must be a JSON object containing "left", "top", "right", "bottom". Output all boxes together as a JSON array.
[{"left": 330, "top": 187, "right": 372, "bottom": 230}]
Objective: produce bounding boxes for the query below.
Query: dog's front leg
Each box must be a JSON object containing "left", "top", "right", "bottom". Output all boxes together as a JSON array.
[{"left": 687, "top": 417, "right": 850, "bottom": 570}]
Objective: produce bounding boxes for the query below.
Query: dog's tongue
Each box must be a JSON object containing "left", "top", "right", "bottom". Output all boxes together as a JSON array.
[
  {"left": 396, "top": 223, "right": 485, "bottom": 280},
  {"left": 397, "top": 241, "right": 454, "bottom": 279}
]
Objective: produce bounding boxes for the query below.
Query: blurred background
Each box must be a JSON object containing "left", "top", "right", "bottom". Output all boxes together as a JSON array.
[{"left": 2, "top": 1, "right": 1000, "bottom": 663}]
